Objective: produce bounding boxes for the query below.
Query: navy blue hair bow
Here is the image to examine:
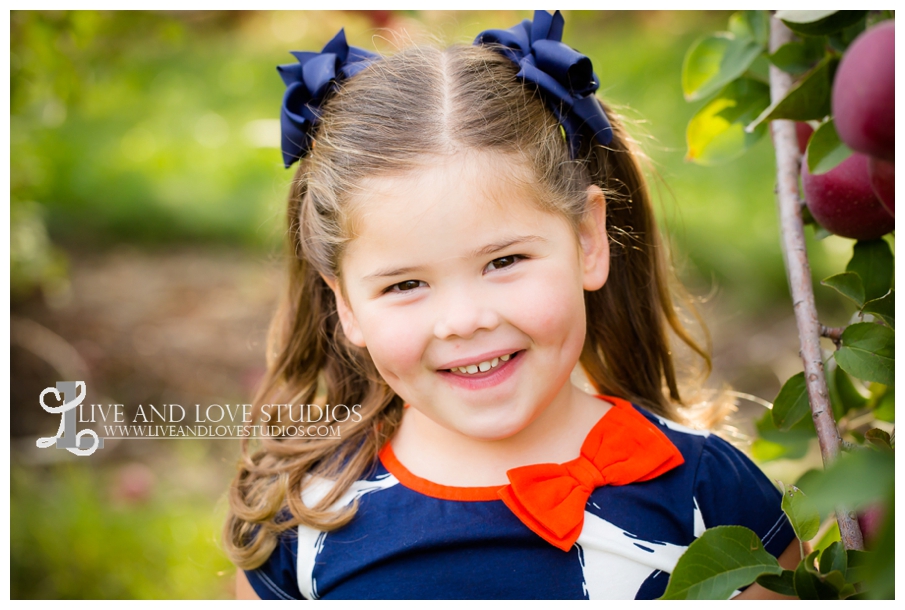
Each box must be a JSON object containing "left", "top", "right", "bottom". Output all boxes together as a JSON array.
[
  {"left": 277, "top": 30, "right": 377, "bottom": 168},
  {"left": 474, "top": 10, "right": 613, "bottom": 157}
]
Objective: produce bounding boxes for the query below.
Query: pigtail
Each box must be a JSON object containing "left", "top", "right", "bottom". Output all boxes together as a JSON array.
[
  {"left": 223, "top": 165, "right": 403, "bottom": 571},
  {"left": 578, "top": 110, "right": 712, "bottom": 422}
]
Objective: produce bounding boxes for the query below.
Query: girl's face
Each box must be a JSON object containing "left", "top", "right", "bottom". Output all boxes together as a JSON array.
[{"left": 326, "top": 152, "right": 609, "bottom": 443}]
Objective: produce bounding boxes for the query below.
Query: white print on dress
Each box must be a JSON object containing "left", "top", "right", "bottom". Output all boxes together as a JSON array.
[
  {"left": 576, "top": 510, "right": 688, "bottom": 599},
  {"left": 296, "top": 473, "right": 399, "bottom": 599}
]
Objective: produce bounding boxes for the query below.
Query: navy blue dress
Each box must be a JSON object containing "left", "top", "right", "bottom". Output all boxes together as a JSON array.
[{"left": 245, "top": 401, "right": 794, "bottom": 599}]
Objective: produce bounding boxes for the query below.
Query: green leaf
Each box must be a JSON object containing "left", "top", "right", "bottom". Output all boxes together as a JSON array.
[
  {"left": 660, "top": 526, "right": 782, "bottom": 600},
  {"left": 780, "top": 484, "right": 821, "bottom": 541},
  {"left": 686, "top": 77, "right": 770, "bottom": 165},
  {"left": 768, "top": 37, "right": 826, "bottom": 75},
  {"left": 755, "top": 570, "right": 797, "bottom": 596},
  {"left": 834, "top": 323, "right": 894, "bottom": 387},
  {"left": 828, "top": 363, "right": 869, "bottom": 418},
  {"left": 754, "top": 408, "right": 815, "bottom": 461},
  {"left": 862, "top": 290, "right": 894, "bottom": 328},
  {"left": 743, "top": 53, "right": 771, "bottom": 83},
  {"left": 772, "top": 372, "right": 811, "bottom": 431},
  {"left": 838, "top": 583, "right": 857, "bottom": 599},
  {"left": 729, "top": 11, "right": 769, "bottom": 46},
  {"left": 828, "top": 16, "right": 868, "bottom": 54},
  {"left": 778, "top": 11, "right": 868, "bottom": 36},
  {"left": 845, "top": 549, "right": 871, "bottom": 584},
  {"left": 823, "top": 570, "right": 855, "bottom": 598},
  {"left": 794, "top": 552, "right": 841, "bottom": 599},
  {"left": 825, "top": 366, "right": 845, "bottom": 421},
  {"left": 820, "top": 272, "right": 864, "bottom": 306},
  {"left": 872, "top": 387, "right": 895, "bottom": 422},
  {"left": 682, "top": 33, "right": 765, "bottom": 102},
  {"left": 864, "top": 428, "right": 892, "bottom": 451},
  {"left": 807, "top": 119, "right": 854, "bottom": 174},
  {"left": 796, "top": 449, "right": 894, "bottom": 519},
  {"left": 819, "top": 541, "right": 847, "bottom": 575},
  {"left": 746, "top": 57, "right": 837, "bottom": 131},
  {"left": 814, "top": 520, "right": 841, "bottom": 552},
  {"left": 775, "top": 10, "right": 838, "bottom": 25},
  {"left": 793, "top": 553, "right": 839, "bottom": 599},
  {"left": 847, "top": 240, "right": 894, "bottom": 302},
  {"left": 801, "top": 203, "right": 817, "bottom": 225},
  {"left": 813, "top": 225, "right": 834, "bottom": 240}
]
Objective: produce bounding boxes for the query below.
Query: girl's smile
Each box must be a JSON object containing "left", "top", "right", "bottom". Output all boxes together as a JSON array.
[
  {"left": 323, "top": 151, "right": 611, "bottom": 479},
  {"left": 436, "top": 349, "right": 523, "bottom": 389}
]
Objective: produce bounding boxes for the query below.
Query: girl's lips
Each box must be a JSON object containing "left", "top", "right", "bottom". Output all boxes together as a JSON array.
[
  {"left": 436, "top": 348, "right": 520, "bottom": 372},
  {"left": 436, "top": 350, "right": 523, "bottom": 390}
]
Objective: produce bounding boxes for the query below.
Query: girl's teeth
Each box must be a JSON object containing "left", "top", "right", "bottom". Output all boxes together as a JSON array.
[{"left": 451, "top": 353, "right": 515, "bottom": 375}]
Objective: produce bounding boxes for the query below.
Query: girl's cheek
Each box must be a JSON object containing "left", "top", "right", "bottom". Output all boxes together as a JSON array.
[
  {"left": 515, "top": 273, "right": 585, "bottom": 336},
  {"left": 363, "top": 314, "right": 426, "bottom": 372}
]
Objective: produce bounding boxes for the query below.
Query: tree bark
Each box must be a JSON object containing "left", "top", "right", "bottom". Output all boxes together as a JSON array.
[{"left": 767, "top": 16, "right": 864, "bottom": 551}]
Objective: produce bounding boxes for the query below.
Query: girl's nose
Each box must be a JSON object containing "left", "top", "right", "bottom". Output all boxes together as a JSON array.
[{"left": 432, "top": 287, "right": 500, "bottom": 340}]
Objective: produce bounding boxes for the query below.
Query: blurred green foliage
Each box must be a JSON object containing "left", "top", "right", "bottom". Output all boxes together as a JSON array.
[
  {"left": 10, "top": 10, "right": 849, "bottom": 312},
  {"left": 11, "top": 462, "right": 233, "bottom": 599},
  {"left": 11, "top": 11, "right": 287, "bottom": 250}
]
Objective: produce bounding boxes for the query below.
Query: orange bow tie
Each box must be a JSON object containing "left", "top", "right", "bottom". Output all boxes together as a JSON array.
[{"left": 497, "top": 397, "right": 685, "bottom": 551}]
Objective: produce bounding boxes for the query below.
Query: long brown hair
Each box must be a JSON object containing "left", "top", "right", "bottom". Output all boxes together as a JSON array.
[{"left": 224, "top": 43, "right": 713, "bottom": 569}]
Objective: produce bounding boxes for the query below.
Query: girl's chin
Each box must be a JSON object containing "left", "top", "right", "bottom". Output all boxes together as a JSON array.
[
  {"left": 443, "top": 409, "right": 541, "bottom": 443},
  {"left": 402, "top": 397, "right": 538, "bottom": 443}
]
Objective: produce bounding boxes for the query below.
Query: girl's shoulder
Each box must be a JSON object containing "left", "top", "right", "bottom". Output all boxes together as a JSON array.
[
  {"left": 625, "top": 401, "right": 793, "bottom": 547},
  {"left": 629, "top": 401, "right": 746, "bottom": 476},
  {"left": 628, "top": 402, "right": 781, "bottom": 505}
]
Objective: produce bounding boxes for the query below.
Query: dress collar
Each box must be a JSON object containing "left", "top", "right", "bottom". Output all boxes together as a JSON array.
[{"left": 378, "top": 395, "right": 683, "bottom": 510}]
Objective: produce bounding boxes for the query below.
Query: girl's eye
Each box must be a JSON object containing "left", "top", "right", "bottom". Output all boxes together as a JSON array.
[
  {"left": 485, "top": 255, "right": 523, "bottom": 272},
  {"left": 386, "top": 280, "right": 425, "bottom": 293}
]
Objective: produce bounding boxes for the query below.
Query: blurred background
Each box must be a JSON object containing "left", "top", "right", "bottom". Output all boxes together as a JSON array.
[{"left": 10, "top": 10, "right": 857, "bottom": 599}]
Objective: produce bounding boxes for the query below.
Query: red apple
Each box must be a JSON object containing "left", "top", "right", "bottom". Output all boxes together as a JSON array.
[
  {"left": 869, "top": 157, "right": 895, "bottom": 216},
  {"left": 802, "top": 151, "right": 895, "bottom": 239},
  {"left": 832, "top": 21, "right": 895, "bottom": 161},
  {"left": 796, "top": 122, "right": 814, "bottom": 155},
  {"left": 857, "top": 503, "right": 886, "bottom": 550}
]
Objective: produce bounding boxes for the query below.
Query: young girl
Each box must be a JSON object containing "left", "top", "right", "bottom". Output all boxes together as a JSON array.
[{"left": 225, "top": 11, "right": 799, "bottom": 600}]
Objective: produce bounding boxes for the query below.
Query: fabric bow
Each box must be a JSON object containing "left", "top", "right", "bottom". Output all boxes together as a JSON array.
[
  {"left": 277, "top": 29, "right": 377, "bottom": 168},
  {"left": 474, "top": 10, "right": 614, "bottom": 158},
  {"left": 498, "top": 397, "right": 685, "bottom": 551}
]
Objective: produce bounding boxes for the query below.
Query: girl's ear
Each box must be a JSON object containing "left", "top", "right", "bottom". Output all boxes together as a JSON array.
[
  {"left": 578, "top": 185, "right": 609, "bottom": 291},
  {"left": 320, "top": 274, "right": 367, "bottom": 348}
]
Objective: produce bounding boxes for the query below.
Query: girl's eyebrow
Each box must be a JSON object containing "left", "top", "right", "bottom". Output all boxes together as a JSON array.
[
  {"left": 362, "top": 235, "right": 548, "bottom": 281},
  {"left": 471, "top": 234, "right": 547, "bottom": 257},
  {"left": 363, "top": 265, "right": 424, "bottom": 281}
]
